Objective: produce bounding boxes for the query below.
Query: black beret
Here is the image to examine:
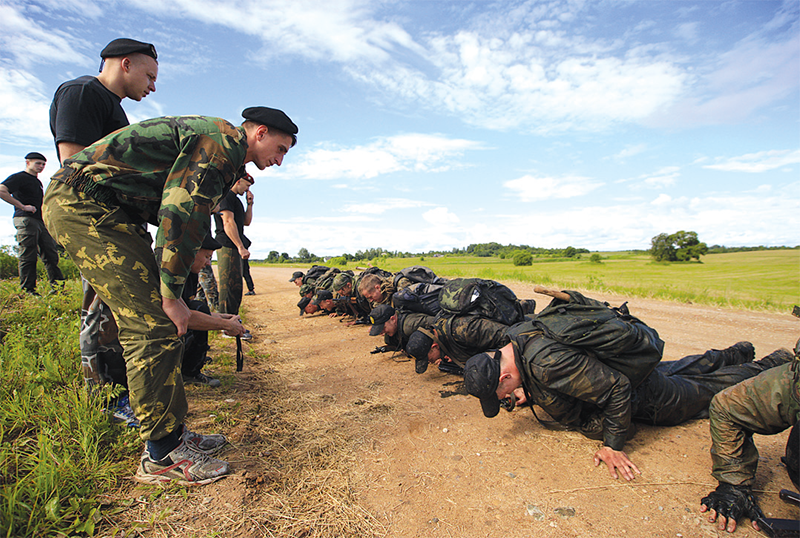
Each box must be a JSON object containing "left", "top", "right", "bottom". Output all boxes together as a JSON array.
[
  {"left": 242, "top": 107, "right": 298, "bottom": 146},
  {"left": 101, "top": 38, "right": 158, "bottom": 60},
  {"left": 200, "top": 233, "right": 222, "bottom": 251},
  {"left": 24, "top": 152, "right": 46, "bottom": 161}
]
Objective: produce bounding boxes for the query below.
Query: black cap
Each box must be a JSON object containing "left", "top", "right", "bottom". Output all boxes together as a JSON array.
[
  {"left": 297, "top": 297, "right": 311, "bottom": 314},
  {"left": 368, "top": 304, "right": 395, "bottom": 336},
  {"left": 464, "top": 351, "right": 502, "bottom": 418},
  {"left": 100, "top": 38, "right": 157, "bottom": 60},
  {"left": 242, "top": 107, "right": 298, "bottom": 146},
  {"left": 24, "top": 152, "right": 46, "bottom": 161},
  {"left": 200, "top": 232, "right": 222, "bottom": 251},
  {"left": 312, "top": 289, "right": 333, "bottom": 305},
  {"left": 406, "top": 330, "right": 434, "bottom": 374},
  {"left": 289, "top": 271, "right": 304, "bottom": 282},
  {"left": 406, "top": 330, "right": 433, "bottom": 359}
]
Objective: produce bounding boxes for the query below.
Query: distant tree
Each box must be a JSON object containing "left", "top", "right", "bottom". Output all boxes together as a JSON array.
[
  {"left": 267, "top": 250, "right": 279, "bottom": 262},
  {"left": 297, "top": 247, "right": 310, "bottom": 260},
  {"left": 589, "top": 253, "right": 602, "bottom": 264},
  {"left": 650, "top": 231, "right": 708, "bottom": 262},
  {"left": 512, "top": 250, "right": 533, "bottom": 266},
  {"left": 330, "top": 256, "right": 347, "bottom": 266},
  {"left": 564, "top": 246, "right": 577, "bottom": 258}
]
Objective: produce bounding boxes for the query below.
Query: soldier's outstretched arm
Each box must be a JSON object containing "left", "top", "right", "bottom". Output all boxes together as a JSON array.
[{"left": 593, "top": 446, "right": 641, "bottom": 481}]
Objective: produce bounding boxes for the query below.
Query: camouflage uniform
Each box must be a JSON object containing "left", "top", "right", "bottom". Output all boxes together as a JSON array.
[
  {"left": 709, "top": 357, "right": 800, "bottom": 487},
  {"left": 43, "top": 115, "right": 246, "bottom": 442},
  {"left": 384, "top": 312, "right": 435, "bottom": 351},
  {"left": 216, "top": 246, "right": 243, "bottom": 315},
  {"left": 196, "top": 263, "right": 219, "bottom": 312},
  {"left": 80, "top": 283, "right": 126, "bottom": 387},
  {"left": 506, "top": 320, "right": 790, "bottom": 450},
  {"left": 430, "top": 314, "right": 511, "bottom": 367}
]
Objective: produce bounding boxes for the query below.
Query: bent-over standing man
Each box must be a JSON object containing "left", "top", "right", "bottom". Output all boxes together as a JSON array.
[{"left": 43, "top": 107, "right": 297, "bottom": 485}]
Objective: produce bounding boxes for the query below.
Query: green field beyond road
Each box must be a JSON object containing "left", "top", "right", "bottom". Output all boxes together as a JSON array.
[{"left": 279, "top": 249, "right": 799, "bottom": 313}]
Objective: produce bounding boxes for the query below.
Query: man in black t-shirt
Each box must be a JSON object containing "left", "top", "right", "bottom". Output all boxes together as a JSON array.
[
  {"left": 49, "top": 38, "right": 158, "bottom": 392},
  {"left": 214, "top": 173, "right": 254, "bottom": 318},
  {"left": 0, "top": 152, "right": 64, "bottom": 295}
]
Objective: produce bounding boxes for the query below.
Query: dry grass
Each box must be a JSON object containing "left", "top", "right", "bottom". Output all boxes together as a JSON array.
[{"left": 99, "top": 346, "right": 387, "bottom": 538}]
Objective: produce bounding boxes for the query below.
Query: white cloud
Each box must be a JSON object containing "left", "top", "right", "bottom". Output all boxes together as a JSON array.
[
  {"left": 611, "top": 144, "right": 647, "bottom": 161},
  {"left": 651, "top": 194, "right": 673, "bottom": 206},
  {"left": 504, "top": 174, "right": 604, "bottom": 202},
  {"left": 286, "top": 134, "right": 484, "bottom": 180},
  {"left": 704, "top": 149, "right": 800, "bottom": 173},
  {"left": 423, "top": 207, "right": 460, "bottom": 226},
  {"left": 0, "top": 68, "right": 53, "bottom": 145},
  {"left": 343, "top": 198, "right": 429, "bottom": 215}
]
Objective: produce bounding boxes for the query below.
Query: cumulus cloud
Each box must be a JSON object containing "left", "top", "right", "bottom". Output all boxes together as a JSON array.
[
  {"left": 423, "top": 207, "right": 460, "bottom": 226},
  {"left": 704, "top": 149, "right": 800, "bottom": 173},
  {"left": 504, "top": 174, "right": 604, "bottom": 202},
  {"left": 286, "top": 134, "right": 484, "bottom": 180},
  {"left": 343, "top": 198, "right": 430, "bottom": 215}
]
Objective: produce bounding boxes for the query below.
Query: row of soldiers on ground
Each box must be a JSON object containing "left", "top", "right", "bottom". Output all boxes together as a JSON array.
[{"left": 290, "top": 263, "right": 800, "bottom": 535}]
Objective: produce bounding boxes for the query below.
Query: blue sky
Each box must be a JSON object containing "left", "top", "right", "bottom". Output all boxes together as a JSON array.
[{"left": 0, "top": 0, "right": 797, "bottom": 259}]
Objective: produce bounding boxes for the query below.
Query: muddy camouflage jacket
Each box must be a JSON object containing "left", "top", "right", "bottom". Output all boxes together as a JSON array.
[
  {"left": 506, "top": 320, "right": 635, "bottom": 451},
  {"left": 385, "top": 312, "right": 435, "bottom": 351},
  {"left": 431, "top": 314, "right": 511, "bottom": 366},
  {"left": 50, "top": 115, "right": 247, "bottom": 300}
]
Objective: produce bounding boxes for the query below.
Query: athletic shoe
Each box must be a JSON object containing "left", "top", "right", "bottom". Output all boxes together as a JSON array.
[
  {"left": 108, "top": 394, "right": 140, "bottom": 428},
  {"left": 180, "top": 424, "right": 228, "bottom": 454},
  {"left": 244, "top": 290, "right": 256, "bottom": 296},
  {"left": 183, "top": 372, "right": 221, "bottom": 388},
  {"left": 135, "top": 441, "right": 230, "bottom": 486}
]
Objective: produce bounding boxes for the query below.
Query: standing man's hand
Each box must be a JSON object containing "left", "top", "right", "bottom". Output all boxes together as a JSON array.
[
  {"left": 238, "top": 246, "right": 250, "bottom": 260},
  {"left": 162, "top": 297, "right": 190, "bottom": 336},
  {"left": 21, "top": 204, "right": 36, "bottom": 213},
  {"left": 246, "top": 191, "right": 254, "bottom": 205},
  {"left": 593, "top": 446, "right": 641, "bottom": 480}
]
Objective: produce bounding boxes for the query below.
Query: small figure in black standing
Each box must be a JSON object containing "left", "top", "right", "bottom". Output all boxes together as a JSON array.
[{"left": 0, "top": 152, "right": 65, "bottom": 296}]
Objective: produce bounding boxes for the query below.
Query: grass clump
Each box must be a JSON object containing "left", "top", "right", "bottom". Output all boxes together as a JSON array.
[{"left": 0, "top": 280, "right": 139, "bottom": 537}]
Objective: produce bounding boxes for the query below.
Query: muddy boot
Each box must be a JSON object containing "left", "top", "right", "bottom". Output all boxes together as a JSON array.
[
  {"left": 718, "top": 341, "right": 756, "bottom": 367},
  {"left": 755, "top": 348, "right": 794, "bottom": 369}
]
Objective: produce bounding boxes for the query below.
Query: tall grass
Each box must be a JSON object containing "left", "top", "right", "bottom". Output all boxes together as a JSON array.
[{"left": 0, "top": 280, "right": 139, "bottom": 537}]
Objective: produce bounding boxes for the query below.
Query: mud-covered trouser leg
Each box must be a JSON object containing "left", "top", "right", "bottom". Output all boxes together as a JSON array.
[
  {"left": 217, "top": 246, "right": 242, "bottom": 315},
  {"left": 708, "top": 362, "right": 800, "bottom": 487},
  {"left": 43, "top": 180, "right": 186, "bottom": 442},
  {"left": 14, "top": 216, "right": 64, "bottom": 292},
  {"left": 80, "top": 280, "right": 126, "bottom": 387},
  {"left": 633, "top": 349, "right": 792, "bottom": 426}
]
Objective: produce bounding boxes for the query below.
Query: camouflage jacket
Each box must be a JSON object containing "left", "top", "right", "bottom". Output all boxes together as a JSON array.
[
  {"left": 51, "top": 116, "right": 247, "bottom": 300},
  {"left": 506, "top": 320, "right": 634, "bottom": 451},
  {"left": 385, "top": 312, "right": 435, "bottom": 351},
  {"left": 431, "top": 314, "right": 511, "bottom": 367},
  {"left": 709, "top": 359, "right": 800, "bottom": 486}
]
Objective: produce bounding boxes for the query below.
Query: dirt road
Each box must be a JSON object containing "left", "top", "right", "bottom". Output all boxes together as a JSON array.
[{"left": 119, "top": 266, "right": 799, "bottom": 538}]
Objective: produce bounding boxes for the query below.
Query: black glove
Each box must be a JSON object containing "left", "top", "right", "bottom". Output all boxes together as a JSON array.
[
  {"left": 701, "top": 483, "right": 765, "bottom": 526},
  {"left": 370, "top": 346, "right": 389, "bottom": 354}
]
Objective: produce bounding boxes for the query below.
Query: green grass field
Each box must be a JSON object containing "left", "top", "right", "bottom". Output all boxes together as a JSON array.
[{"left": 271, "top": 249, "right": 800, "bottom": 312}]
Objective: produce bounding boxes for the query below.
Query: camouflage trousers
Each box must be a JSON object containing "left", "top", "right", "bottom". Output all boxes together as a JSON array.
[
  {"left": 709, "top": 360, "right": 800, "bottom": 487},
  {"left": 196, "top": 264, "right": 219, "bottom": 312},
  {"left": 217, "top": 246, "right": 242, "bottom": 315},
  {"left": 80, "top": 280, "right": 126, "bottom": 387},
  {"left": 43, "top": 180, "right": 186, "bottom": 442}
]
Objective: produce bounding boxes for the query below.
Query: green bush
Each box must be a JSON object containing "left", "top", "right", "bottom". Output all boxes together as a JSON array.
[
  {"left": 512, "top": 250, "right": 533, "bottom": 266},
  {"left": 330, "top": 256, "right": 347, "bottom": 266},
  {"left": 589, "top": 253, "right": 603, "bottom": 264}
]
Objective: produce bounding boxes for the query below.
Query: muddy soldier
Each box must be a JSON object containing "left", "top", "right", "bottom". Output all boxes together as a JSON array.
[
  {"left": 700, "top": 338, "right": 800, "bottom": 534},
  {"left": 43, "top": 108, "right": 298, "bottom": 485},
  {"left": 463, "top": 291, "right": 791, "bottom": 480}
]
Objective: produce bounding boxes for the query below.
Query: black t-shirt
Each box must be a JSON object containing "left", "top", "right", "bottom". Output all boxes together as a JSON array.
[
  {"left": 49, "top": 76, "right": 129, "bottom": 162},
  {"left": 214, "top": 191, "right": 250, "bottom": 248},
  {"left": 2, "top": 171, "right": 44, "bottom": 220},
  {"left": 182, "top": 271, "right": 199, "bottom": 303}
]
